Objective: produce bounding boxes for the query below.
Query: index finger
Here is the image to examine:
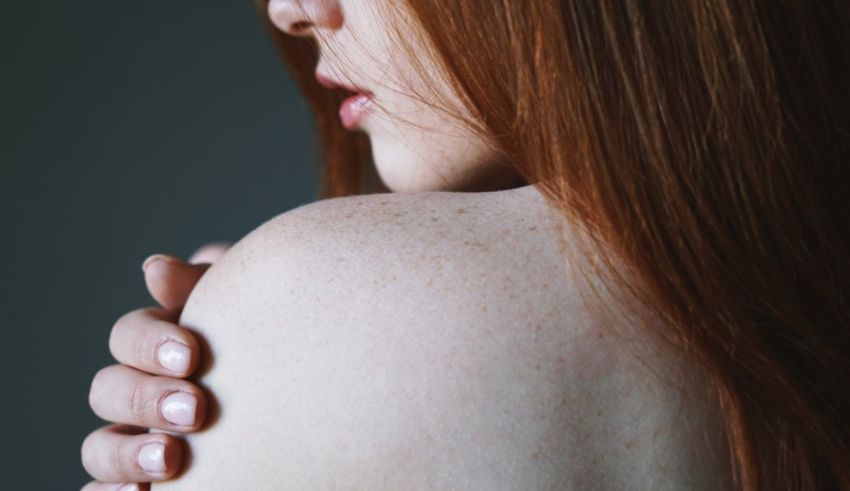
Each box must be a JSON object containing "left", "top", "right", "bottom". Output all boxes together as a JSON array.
[{"left": 142, "top": 254, "right": 211, "bottom": 315}]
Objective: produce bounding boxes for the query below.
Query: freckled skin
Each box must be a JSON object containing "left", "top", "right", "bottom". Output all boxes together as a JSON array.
[{"left": 152, "top": 185, "right": 732, "bottom": 491}]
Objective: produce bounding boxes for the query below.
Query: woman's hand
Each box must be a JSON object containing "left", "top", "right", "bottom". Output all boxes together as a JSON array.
[{"left": 80, "top": 243, "right": 229, "bottom": 491}]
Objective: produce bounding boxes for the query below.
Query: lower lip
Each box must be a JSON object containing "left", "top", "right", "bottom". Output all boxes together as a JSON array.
[{"left": 339, "top": 93, "right": 373, "bottom": 130}]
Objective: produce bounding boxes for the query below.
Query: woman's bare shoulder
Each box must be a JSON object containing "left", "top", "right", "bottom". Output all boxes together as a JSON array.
[
  {"left": 164, "top": 186, "right": 730, "bottom": 490},
  {"left": 189, "top": 185, "right": 578, "bottom": 337},
  {"left": 168, "top": 187, "right": 593, "bottom": 488},
  {"left": 240, "top": 184, "right": 567, "bottom": 276}
]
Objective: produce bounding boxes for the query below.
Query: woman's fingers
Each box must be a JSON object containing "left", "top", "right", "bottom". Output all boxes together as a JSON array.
[
  {"left": 81, "top": 483, "right": 146, "bottom": 491},
  {"left": 142, "top": 255, "right": 211, "bottom": 315},
  {"left": 81, "top": 424, "right": 181, "bottom": 484},
  {"left": 89, "top": 365, "right": 206, "bottom": 432},
  {"left": 188, "top": 241, "right": 231, "bottom": 265},
  {"left": 142, "top": 242, "right": 231, "bottom": 314},
  {"left": 109, "top": 307, "right": 199, "bottom": 378}
]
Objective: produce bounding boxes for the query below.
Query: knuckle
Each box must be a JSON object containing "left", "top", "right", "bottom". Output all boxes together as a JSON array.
[
  {"left": 109, "top": 441, "right": 127, "bottom": 477},
  {"left": 132, "top": 329, "right": 153, "bottom": 366},
  {"left": 88, "top": 367, "right": 110, "bottom": 410},
  {"left": 80, "top": 435, "right": 94, "bottom": 472},
  {"left": 80, "top": 431, "right": 105, "bottom": 477},
  {"left": 91, "top": 365, "right": 109, "bottom": 383},
  {"left": 87, "top": 384, "right": 97, "bottom": 411},
  {"left": 129, "top": 381, "right": 151, "bottom": 422},
  {"left": 108, "top": 310, "right": 136, "bottom": 354},
  {"left": 111, "top": 310, "right": 135, "bottom": 336}
]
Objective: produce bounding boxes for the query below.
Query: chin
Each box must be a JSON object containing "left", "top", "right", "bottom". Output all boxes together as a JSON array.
[
  {"left": 379, "top": 170, "right": 461, "bottom": 193},
  {"left": 370, "top": 138, "right": 463, "bottom": 193},
  {"left": 376, "top": 165, "right": 457, "bottom": 193},
  {"left": 369, "top": 133, "right": 518, "bottom": 193}
]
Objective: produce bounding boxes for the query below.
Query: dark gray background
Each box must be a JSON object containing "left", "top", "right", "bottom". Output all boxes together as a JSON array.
[{"left": 1, "top": 1, "right": 317, "bottom": 488}]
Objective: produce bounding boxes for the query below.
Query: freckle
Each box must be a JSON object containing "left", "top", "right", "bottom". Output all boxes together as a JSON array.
[
  {"left": 597, "top": 410, "right": 603, "bottom": 417},
  {"left": 555, "top": 355, "right": 565, "bottom": 364},
  {"left": 528, "top": 226, "right": 537, "bottom": 231},
  {"left": 393, "top": 212, "right": 402, "bottom": 217},
  {"left": 390, "top": 274, "right": 397, "bottom": 281},
  {"left": 426, "top": 279, "right": 433, "bottom": 286},
  {"left": 542, "top": 283, "right": 549, "bottom": 289},
  {"left": 534, "top": 323, "right": 542, "bottom": 331},
  {"left": 344, "top": 213, "right": 353, "bottom": 219},
  {"left": 379, "top": 200, "right": 388, "bottom": 205},
  {"left": 431, "top": 217, "right": 439, "bottom": 222},
  {"left": 480, "top": 305, "right": 488, "bottom": 312},
  {"left": 456, "top": 208, "right": 466, "bottom": 214}
]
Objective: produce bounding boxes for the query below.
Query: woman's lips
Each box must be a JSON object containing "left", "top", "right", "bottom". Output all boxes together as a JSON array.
[
  {"left": 315, "top": 72, "right": 373, "bottom": 130},
  {"left": 339, "top": 93, "right": 373, "bottom": 130}
]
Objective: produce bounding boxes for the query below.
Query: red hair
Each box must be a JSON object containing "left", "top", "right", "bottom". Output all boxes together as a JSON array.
[{"left": 257, "top": 1, "right": 850, "bottom": 488}]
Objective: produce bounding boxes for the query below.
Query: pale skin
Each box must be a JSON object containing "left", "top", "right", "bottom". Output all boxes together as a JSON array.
[{"left": 82, "top": 1, "right": 733, "bottom": 489}]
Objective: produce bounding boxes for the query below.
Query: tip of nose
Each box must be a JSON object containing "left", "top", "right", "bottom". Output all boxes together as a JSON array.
[{"left": 268, "top": 0, "right": 343, "bottom": 36}]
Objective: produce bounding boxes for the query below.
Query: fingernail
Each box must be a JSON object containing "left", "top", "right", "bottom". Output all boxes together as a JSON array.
[
  {"left": 119, "top": 484, "right": 140, "bottom": 491},
  {"left": 161, "top": 391, "right": 197, "bottom": 426},
  {"left": 138, "top": 442, "right": 166, "bottom": 474},
  {"left": 142, "top": 254, "right": 167, "bottom": 272},
  {"left": 158, "top": 340, "right": 191, "bottom": 374}
]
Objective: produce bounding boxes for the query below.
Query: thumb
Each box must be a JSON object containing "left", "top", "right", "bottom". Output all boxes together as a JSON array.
[{"left": 142, "top": 254, "right": 211, "bottom": 315}]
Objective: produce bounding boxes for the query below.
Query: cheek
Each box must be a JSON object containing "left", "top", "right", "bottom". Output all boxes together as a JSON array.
[{"left": 370, "top": 87, "right": 482, "bottom": 160}]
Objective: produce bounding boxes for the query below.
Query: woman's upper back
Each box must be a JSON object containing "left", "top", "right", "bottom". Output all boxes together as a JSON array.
[{"left": 154, "top": 185, "right": 732, "bottom": 490}]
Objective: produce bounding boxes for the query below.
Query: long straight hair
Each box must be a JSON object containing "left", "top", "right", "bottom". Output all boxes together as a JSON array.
[{"left": 256, "top": 1, "right": 850, "bottom": 488}]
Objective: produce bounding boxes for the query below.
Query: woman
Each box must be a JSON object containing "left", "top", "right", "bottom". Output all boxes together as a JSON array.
[{"left": 81, "top": 0, "right": 850, "bottom": 489}]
